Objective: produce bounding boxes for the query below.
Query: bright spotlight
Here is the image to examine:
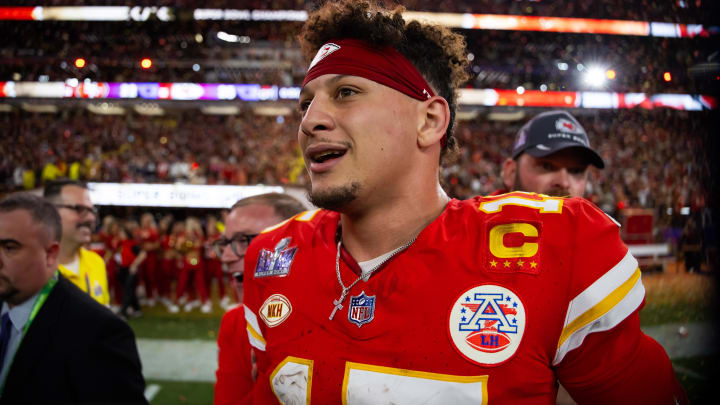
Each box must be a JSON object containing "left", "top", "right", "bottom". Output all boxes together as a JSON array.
[
  {"left": 584, "top": 67, "right": 607, "bottom": 87},
  {"left": 74, "top": 58, "right": 86, "bottom": 69},
  {"left": 605, "top": 69, "right": 616, "bottom": 80},
  {"left": 140, "top": 58, "right": 153, "bottom": 69}
]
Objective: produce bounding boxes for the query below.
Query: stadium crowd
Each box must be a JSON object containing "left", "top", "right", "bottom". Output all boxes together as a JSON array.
[
  {"left": 3, "top": 23, "right": 714, "bottom": 94},
  {"left": 3, "top": 1, "right": 717, "bottom": 94},
  {"left": 1, "top": 0, "right": 712, "bottom": 23},
  {"left": 1, "top": 108, "right": 711, "bottom": 223},
  {"left": 88, "top": 210, "right": 239, "bottom": 315}
]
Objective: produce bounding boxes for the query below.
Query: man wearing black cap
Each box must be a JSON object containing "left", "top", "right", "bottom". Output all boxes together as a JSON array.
[{"left": 501, "top": 110, "right": 604, "bottom": 198}]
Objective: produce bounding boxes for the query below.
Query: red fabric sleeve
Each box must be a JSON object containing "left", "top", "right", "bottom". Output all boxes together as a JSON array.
[
  {"left": 556, "top": 200, "right": 687, "bottom": 404},
  {"left": 214, "top": 306, "right": 254, "bottom": 405},
  {"left": 557, "top": 311, "right": 687, "bottom": 405}
]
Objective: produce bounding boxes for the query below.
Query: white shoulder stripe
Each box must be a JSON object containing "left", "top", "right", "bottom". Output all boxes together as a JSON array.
[
  {"left": 296, "top": 208, "right": 320, "bottom": 221},
  {"left": 244, "top": 305, "right": 266, "bottom": 351},
  {"left": 554, "top": 276, "right": 644, "bottom": 365},
  {"left": 563, "top": 251, "right": 638, "bottom": 327}
]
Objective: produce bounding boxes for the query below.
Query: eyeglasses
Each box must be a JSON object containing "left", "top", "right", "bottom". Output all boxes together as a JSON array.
[
  {"left": 213, "top": 233, "right": 259, "bottom": 257},
  {"left": 54, "top": 204, "right": 98, "bottom": 217}
]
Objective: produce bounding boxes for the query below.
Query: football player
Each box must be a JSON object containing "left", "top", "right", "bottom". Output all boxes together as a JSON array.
[{"left": 239, "top": 1, "right": 687, "bottom": 404}]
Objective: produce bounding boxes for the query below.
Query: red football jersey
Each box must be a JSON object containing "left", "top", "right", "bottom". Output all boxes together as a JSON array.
[
  {"left": 240, "top": 193, "right": 686, "bottom": 404},
  {"left": 216, "top": 306, "right": 254, "bottom": 405}
]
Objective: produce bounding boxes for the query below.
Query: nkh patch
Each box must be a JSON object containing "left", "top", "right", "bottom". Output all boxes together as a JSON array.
[
  {"left": 485, "top": 221, "right": 542, "bottom": 275},
  {"left": 308, "top": 42, "right": 340, "bottom": 70},
  {"left": 259, "top": 294, "right": 292, "bottom": 327},
  {"left": 348, "top": 291, "right": 375, "bottom": 328},
  {"left": 255, "top": 237, "right": 297, "bottom": 278},
  {"left": 448, "top": 284, "right": 526, "bottom": 366}
]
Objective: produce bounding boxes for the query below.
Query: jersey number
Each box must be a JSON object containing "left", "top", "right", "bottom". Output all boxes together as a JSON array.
[
  {"left": 270, "top": 357, "right": 488, "bottom": 405},
  {"left": 479, "top": 193, "right": 563, "bottom": 214}
]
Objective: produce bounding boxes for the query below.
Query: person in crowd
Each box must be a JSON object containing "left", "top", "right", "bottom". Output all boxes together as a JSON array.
[
  {"left": 116, "top": 223, "right": 147, "bottom": 319},
  {"left": 157, "top": 214, "right": 178, "bottom": 312},
  {"left": 0, "top": 193, "right": 146, "bottom": 403},
  {"left": 97, "top": 215, "right": 123, "bottom": 309},
  {"left": 214, "top": 192, "right": 306, "bottom": 405},
  {"left": 237, "top": 1, "right": 686, "bottom": 403},
  {"left": 43, "top": 180, "right": 109, "bottom": 306},
  {"left": 204, "top": 215, "right": 231, "bottom": 310},
  {"left": 175, "top": 217, "right": 210, "bottom": 313},
  {"left": 137, "top": 213, "right": 161, "bottom": 306},
  {"left": 499, "top": 110, "right": 605, "bottom": 198}
]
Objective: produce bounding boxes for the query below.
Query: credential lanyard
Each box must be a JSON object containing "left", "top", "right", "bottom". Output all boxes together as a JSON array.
[{"left": 0, "top": 271, "right": 58, "bottom": 394}]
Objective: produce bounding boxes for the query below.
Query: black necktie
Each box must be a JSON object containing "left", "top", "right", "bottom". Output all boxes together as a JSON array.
[{"left": 0, "top": 312, "right": 12, "bottom": 368}]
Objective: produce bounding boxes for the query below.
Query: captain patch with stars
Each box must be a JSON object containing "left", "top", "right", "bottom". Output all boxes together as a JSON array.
[{"left": 448, "top": 284, "right": 526, "bottom": 366}]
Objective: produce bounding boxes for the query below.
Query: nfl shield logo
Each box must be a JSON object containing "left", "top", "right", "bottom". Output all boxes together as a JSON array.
[{"left": 348, "top": 291, "right": 375, "bottom": 327}]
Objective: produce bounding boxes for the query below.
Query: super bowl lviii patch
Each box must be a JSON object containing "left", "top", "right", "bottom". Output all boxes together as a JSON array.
[
  {"left": 255, "top": 237, "right": 297, "bottom": 278},
  {"left": 485, "top": 221, "right": 542, "bottom": 275},
  {"left": 448, "top": 284, "right": 526, "bottom": 366},
  {"left": 259, "top": 294, "right": 292, "bottom": 327}
]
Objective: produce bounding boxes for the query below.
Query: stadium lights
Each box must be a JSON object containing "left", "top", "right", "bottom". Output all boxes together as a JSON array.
[
  {"left": 583, "top": 66, "right": 607, "bottom": 87},
  {"left": 217, "top": 31, "right": 251, "bottom": 43},
  {"left": 140, "top": 58, "right": 152, "bottom": 69},
  {"left": 74, "top": 58, "right": 86, "bottom": 68}
]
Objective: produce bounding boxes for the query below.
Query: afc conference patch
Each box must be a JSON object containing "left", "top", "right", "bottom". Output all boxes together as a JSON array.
[
  {"left": 448, "top": 284, "right": 526, "bottom": 366},
  {"left": 484, "top": 221, "right": 542, "bottom": 275},
  {"left": 255, "top": 237, "right": 297, "bottom": 278},
  {"left": 348, "top": 291, "right": 375, "bottom": 327}
]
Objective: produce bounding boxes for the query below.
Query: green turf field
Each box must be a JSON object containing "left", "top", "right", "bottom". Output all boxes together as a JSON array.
[
  {"left": 126, "top": 297, "right": 223, "bottom": 340},
  {"left": 146, "top": 380, "right": 214, "bottom": 405}
]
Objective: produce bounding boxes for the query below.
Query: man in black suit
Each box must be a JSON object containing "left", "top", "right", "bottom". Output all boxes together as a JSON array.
[{"left": 0, "top": 193, "right": 147, "bottom": 404}]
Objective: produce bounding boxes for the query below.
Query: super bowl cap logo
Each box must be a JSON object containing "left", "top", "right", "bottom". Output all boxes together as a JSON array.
[
  {"left": 555, "top": 118, "right": 581, "bottom": 134},
  {"left": 255, "top": 237, "right": 298, "bottom": 278},
  {"left": 448, "top": 284, "right": 526, "bottom": 366},
  {"left": 308, "top": 43, "right": 340, "bottom": 71}
]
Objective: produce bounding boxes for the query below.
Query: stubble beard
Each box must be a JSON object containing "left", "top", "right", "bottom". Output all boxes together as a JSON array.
[
  {"left": 308, "top": 182, "right": 361, "bottom": 212},
  {"left": 514, "top": 172, "right": 569, "bottom": 197},
  {"left": 0, "top": 278, "right": 20, "bottom": 303}
]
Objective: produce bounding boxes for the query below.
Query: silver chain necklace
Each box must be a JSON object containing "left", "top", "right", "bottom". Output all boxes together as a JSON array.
[{"left": 329, "top": 236, "right": 417, "bottom": 320}]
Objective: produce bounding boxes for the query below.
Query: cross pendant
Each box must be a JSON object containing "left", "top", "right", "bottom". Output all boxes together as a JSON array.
[
  {"left": 329, "top": 298, "right": 343, "bottom": 320},
  {"left": 329, "top": 290, "right": 347, "bottom": 320}
]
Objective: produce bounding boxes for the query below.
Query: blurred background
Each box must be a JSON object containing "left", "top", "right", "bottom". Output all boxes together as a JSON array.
[{"left": 1, "top": 1, "right": 718, "bottom": 404}]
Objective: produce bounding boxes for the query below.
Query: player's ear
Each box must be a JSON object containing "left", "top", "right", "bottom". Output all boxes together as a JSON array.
[
  {"left": 501, "top": 157, "right": 517, "bottom": 191},
  {"left": 417, "top": 96, "right": 450, "bottom": 148}
]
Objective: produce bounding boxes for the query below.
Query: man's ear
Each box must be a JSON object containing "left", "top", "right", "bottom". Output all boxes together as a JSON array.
[
  {"left": 417, "top": 96, "right": 450, "bottom": 148},
  {"left": 46, "top": 242, "right": 59, "bottom": 273},
  {"left": 501, "top": 157, "right": 517, "bottom": 191}
]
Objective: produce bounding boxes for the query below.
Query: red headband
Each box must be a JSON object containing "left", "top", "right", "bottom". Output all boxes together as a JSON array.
[
  {"left": 302, "top": 39, "right": 446, "bottom": 146},
  {"left": 302, "top": 39, "right": 435, "bottom": 101}
]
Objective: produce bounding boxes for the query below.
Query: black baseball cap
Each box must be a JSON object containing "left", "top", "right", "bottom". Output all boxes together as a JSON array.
[{"left": 511, "top": 110, "right": 605, "bottom": 169}]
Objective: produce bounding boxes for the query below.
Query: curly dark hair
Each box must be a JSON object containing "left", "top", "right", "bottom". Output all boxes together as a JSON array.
[{"left": 298, "top": 0, "right": 470, "bottom": 163}]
